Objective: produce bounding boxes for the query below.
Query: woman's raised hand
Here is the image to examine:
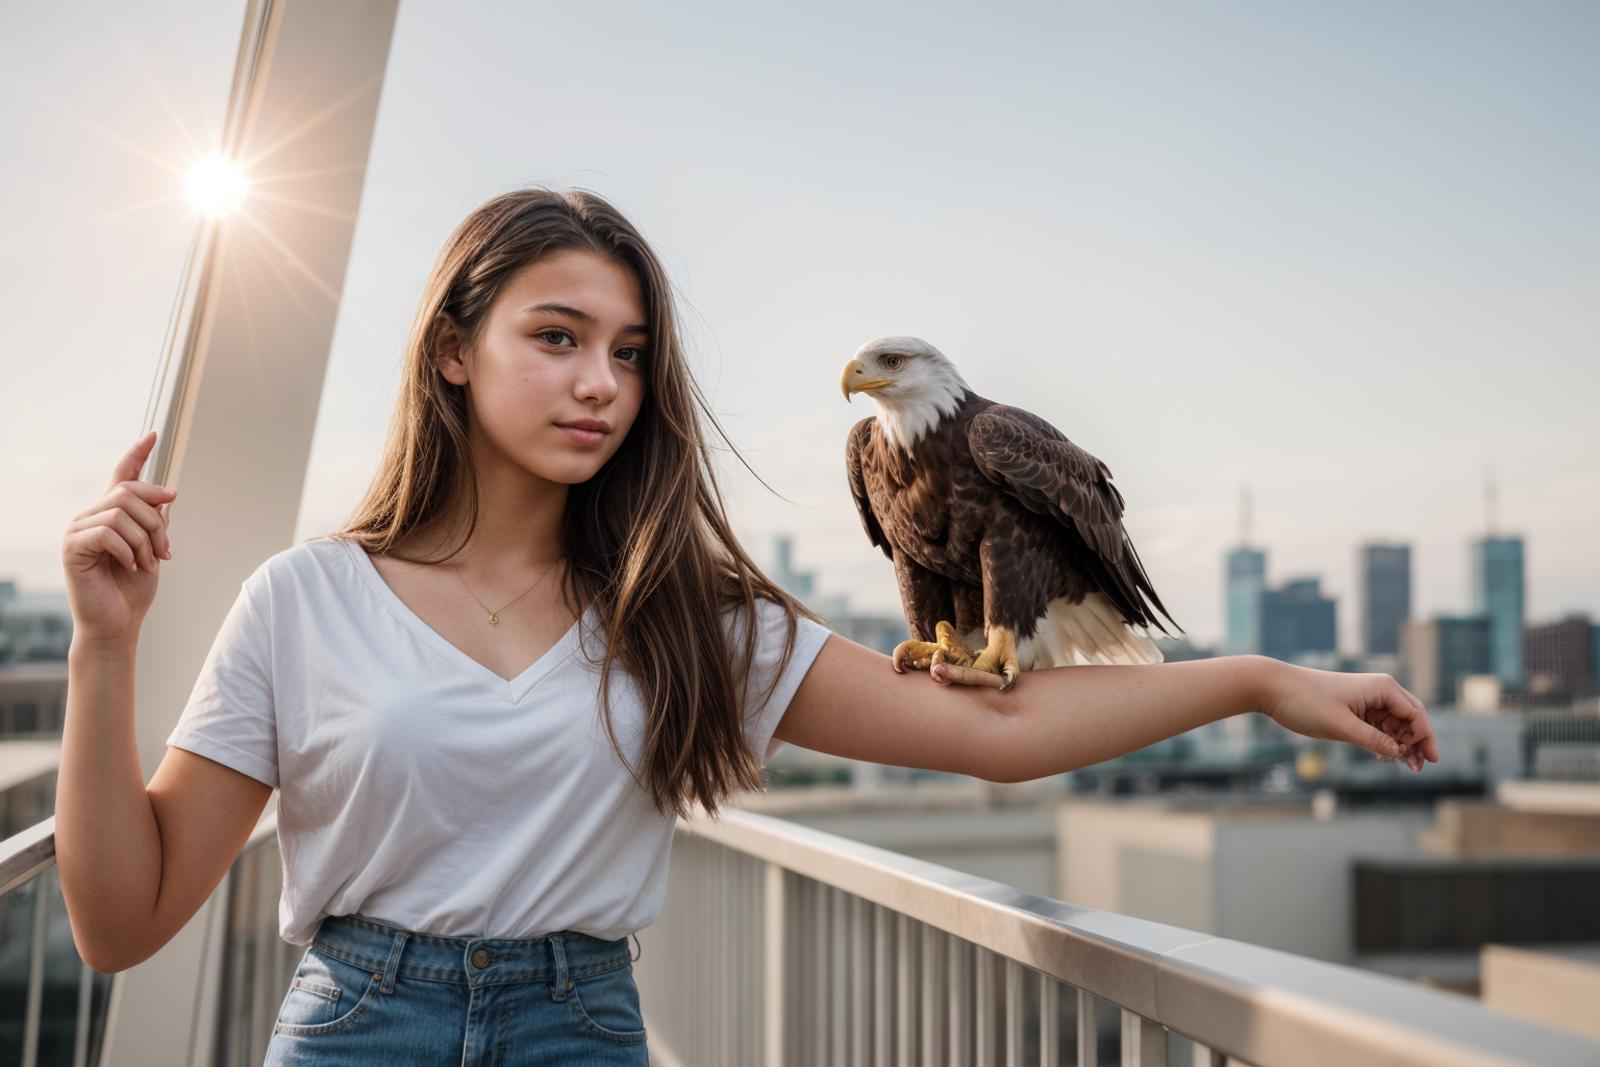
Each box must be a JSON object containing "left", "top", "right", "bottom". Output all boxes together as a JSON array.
[
  {"left": 1261, "top": 662, "right": 1439, "bottom": 772},
  {"left": 61, "top": 430, "right": 177, "bottom": 646}
]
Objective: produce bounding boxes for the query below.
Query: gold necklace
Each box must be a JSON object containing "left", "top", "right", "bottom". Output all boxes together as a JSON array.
[{"left": 450, "top": 555, "right": 563, "bottom": 625}]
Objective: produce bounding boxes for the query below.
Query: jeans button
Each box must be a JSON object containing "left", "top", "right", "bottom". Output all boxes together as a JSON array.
[{"left": 471, "top": 948, "right": 490, "bottom": 968}]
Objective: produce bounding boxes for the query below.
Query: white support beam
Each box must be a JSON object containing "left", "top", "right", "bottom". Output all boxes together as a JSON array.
[{"left": 103, "top": 0, "right": 399, "bottom": 1062}]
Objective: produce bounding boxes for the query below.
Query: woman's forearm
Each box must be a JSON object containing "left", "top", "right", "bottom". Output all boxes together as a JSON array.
[
  {"left": 985, "top": 654, "right": 1283, "bottom": 783},
  {"left": 56, "top": 636, "right": 164, "bottom": 971}
]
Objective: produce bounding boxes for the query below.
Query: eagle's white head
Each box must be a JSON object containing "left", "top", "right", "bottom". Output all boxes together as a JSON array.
[{"left": 840, "top": 336, "right": 972, "bottom": 452}]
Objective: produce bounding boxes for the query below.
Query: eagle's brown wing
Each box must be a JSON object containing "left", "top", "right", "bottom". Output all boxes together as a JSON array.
[
  {"left": 967, "top": 405, "right": 1182, "bottom": 636},
  {"left": 846, "top": 416, "right": 894, "bottom": 561}
]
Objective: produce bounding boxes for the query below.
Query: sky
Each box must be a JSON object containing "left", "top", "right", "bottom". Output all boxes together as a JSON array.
[{"left": 3, "top": 0, "right": 1596, "bottom": 652}]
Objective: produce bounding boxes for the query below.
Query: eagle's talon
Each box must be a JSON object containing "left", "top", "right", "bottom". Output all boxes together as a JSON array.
[
  {"left": 933, "top": 620, "right": 975, "bottom": 668},
  {"left": 970, "top": 624, "right": 1020, "bottom": 689},
  {"left": 892, "top": 637, "right": 940, "bottom": 673}
]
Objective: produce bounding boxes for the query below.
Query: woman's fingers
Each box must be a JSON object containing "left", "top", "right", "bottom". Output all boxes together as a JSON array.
[
  {"left": 1349, "top": 714, "right": 1405, "bottom": 760},
  {"left": 109, "top": 431, "right": 158, "bottom": 495},
  {"left": 1396, "top": 683, "right": 1439, "bottom": 763},
  {"left": 1378, "top": 677, "right": 1438, "bottom": 764},
  {"left": 76, "top": 507, "right": 160, "bottom": 571},
  {"left": 110, "top": 482, "right": 175, "bottom": 559},
  {"left": 72, "top": 479, "right": 174, "bottom": 522},
  {"left": 1353, "top": 676, "right": 1438, "bottom": 770},
  {"left": 72, "top": 481, "right": 177, "bottom": 558},
  {"left": 90, "top": 524, "right": 139, "bottom": 574}
]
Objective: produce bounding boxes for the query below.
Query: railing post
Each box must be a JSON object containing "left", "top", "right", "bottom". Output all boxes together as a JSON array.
[
  {"left": 1077, "top": 989, "right": 1098, "bottom": 1067},
  {"left": 1005, "top": 958, "right": 1025, "bottom": 1067},
  {"left": 1121, "top": 1008, "right": 1166, "bottom": 1067},
  {"left": 22, "top": 873, "right": 46, "bottom": 1067},
  {"left": 764, "top": 862, "right": 786, "bottom": 1067},
  {"left": 921, "top": 925, "right": 945, "bottom": 1066},
  {"left": 1039, "top": 977, "right": 1059, "bottom": 1067},
  {"left": 976, "top": 945, "right": 995, "bottom": 1067},
  {"left": 874, "top": 902, "right": 892, "bottom": 1065},
  {"left": 852, "top": 894, "right": 869, "bottom": 1064},
  {"left": 896, "top": 912, "right": 918, "bottom": 1067},
  {"left": 950, "top": 937, "right": 972, "bottom": 1063}
]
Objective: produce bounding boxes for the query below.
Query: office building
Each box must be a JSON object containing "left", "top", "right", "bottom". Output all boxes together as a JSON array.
[
  {"left": 1524, "top": 614, "right": 1597, "bottom": 703},
  {"left": 1357, "top": 543, "right": 1411, "bottom": 656},
  {"left": 1260, "top": 577, "right": 1338, "bottom": 663},
  {"left": 1224, "top": 545, "right": 1267, "bottom": 655},
  {"left": 1470, "top": 535, "right": 1526, "bottom": 692},
  {"left": 1403, "top": 615, "right": 1492, "bottom": 706}
]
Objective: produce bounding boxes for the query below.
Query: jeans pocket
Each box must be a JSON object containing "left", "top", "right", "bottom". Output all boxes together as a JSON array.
[
  {"left": 565, "top": 961, "right": 648, "bottom": 1044},
  {"left": 273, "top": 946, "right": 383, "bottom": 1037}
]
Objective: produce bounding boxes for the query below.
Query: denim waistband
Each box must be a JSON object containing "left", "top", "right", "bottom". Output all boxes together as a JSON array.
[{"left": 310, "top": 913, "right": 639, "bottom": 992}]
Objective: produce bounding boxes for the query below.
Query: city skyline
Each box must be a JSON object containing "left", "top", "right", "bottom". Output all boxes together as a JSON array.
[
  {"left": 771, "top": 520, "right": 1587, "bottom": 654},
  {"left": 3, "top": 1, "right": 1596, "bottom": 652}
]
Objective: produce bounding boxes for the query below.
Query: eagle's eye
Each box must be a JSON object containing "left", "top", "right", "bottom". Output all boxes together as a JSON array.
[{"left": 883, "top": 354, "right": 904, "bottom": 370}]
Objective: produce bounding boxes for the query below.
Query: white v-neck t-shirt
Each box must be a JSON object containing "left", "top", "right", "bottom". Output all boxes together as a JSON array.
[{"left": 164, "top": 534, "right": 833, "bottom": 946}]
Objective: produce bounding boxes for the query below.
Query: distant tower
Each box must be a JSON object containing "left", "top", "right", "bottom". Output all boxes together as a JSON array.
[
  {"left": 1403, "top": 615, "right": 1492, "bottom": 706},
  {"left": 772, "top": 534, "right": 814, "bottom": 600},
  {"left": 1259, "top": 577, "right": 1338, "bottom": 662},
  {"left": 1358, "top": 543, "right": 1412, "bottom": 656},
  {"left": 1470, "top": 466, "right": 1525, "bottom": 692},
  {"left": 1471, "top": 536, "right": 1525, "bottom": 692},
  {"left": 1484, "top": 462, "right": 1498, "bottom": 535},
  {"left": 1224, "top": 485, "right": 1266, "bottom": 654}
]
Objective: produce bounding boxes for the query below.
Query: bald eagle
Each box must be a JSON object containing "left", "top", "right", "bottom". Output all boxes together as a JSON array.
[{"left": 840, "top": 336, "right": 1182, "bottom": 691}]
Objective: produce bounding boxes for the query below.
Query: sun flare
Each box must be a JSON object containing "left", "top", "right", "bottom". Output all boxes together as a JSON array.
[{"left": 184, "top": 156, "right": 248, "bottom": 217}]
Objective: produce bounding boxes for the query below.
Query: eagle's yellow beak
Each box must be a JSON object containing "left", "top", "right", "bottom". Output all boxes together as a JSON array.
[{"left": 840, "top": 359, "right": 893, "bottom": 402}]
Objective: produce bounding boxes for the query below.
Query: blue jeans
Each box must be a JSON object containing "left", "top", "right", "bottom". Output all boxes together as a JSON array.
[{"left": 264, "top": 913, "right": 651, "bottom": 1066}]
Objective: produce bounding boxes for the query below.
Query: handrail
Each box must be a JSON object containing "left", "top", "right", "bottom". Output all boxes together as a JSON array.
[
  {"left": 680, "top": 805, "right": 1600, "bottom": 1067},
  {"left": 0, "top": 816, "right": 58, "bottom": 898}
]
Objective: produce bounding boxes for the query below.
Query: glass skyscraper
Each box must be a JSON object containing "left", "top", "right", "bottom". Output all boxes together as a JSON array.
[
  {"left": 1260, "top": 577, "right": 1338, "bottom": 663},
  {"left": 1470, "top": 535, "right": 1525, "bottom": 692},
  {"left": 1358, "top": 543, "right": 1411, "bottom": 656},
  {"left": 1225, "top": 546, "right": 1266, "bottom": 655}
]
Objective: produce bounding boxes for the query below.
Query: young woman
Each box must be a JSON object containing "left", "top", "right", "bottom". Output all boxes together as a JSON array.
[{"left": 55, "top": 187, "right": 1437, "bottom": 1066}]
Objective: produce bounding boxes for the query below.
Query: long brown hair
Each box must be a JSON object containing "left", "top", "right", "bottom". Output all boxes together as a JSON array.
[{"left": 329, "top": 187, "right": 822, "bottom": 820}]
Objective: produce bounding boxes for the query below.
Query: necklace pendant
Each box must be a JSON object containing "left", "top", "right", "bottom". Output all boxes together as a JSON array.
[{"left": 488, "top": 613, "right": 499, "bottom": 625}]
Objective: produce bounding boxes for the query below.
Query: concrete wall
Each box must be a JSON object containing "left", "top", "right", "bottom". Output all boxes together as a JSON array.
[
  {"left": 1212, "top": 810, "right": 1429, "bottom": 963},
  {"left": 774, "top": 804, "right": 1061, "bottom": 897},
  {"left": 1055, "top": 796, "right": 1429, "bottom": 964},
  {"left": 1429, "top": 798, "right": 1600, "bottom": 855},
  {"left": 1481, "top": 944, "right": 1600, "bottom": 1040},
  {"left": 1056, "top": 800, "right": 1216, "bottom": 918}
]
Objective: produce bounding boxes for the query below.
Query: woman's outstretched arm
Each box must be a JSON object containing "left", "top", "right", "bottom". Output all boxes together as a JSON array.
[{"left": 775, "top": 634, "right": 1438, "bottom": 784}]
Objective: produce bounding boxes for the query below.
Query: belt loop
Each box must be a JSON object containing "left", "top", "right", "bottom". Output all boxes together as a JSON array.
[
  {"left": 379, "top": 929, "right": 409, "bottom": 995},
  {"left": 549, "top": 933, "right": 572, "bottom": 1001},
  {"left": 629, "top": 932, "right": 642, "bottom": 963}
]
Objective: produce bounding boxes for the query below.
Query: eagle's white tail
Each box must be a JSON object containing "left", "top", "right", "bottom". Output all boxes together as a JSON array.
[{"left": 1014, "top": 592, "right": 1165, "bottom": 669}]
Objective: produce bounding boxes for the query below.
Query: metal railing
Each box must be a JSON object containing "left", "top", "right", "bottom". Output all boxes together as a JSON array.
[
  {"left": 639, "top": 805, "right": 1600, "bottom": 1067},
  {"left": 207, "top": 808, "right": 301, "bottom": 1067},
  {"left": 0, "top": 818, "right": 113, "bottom": 1067},
  {"left": 8, "top": 798, "right": 1600, "bottom": 1066},
  {"left": 0, "top": 808, "right": 292, "bottom": 1067}
]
